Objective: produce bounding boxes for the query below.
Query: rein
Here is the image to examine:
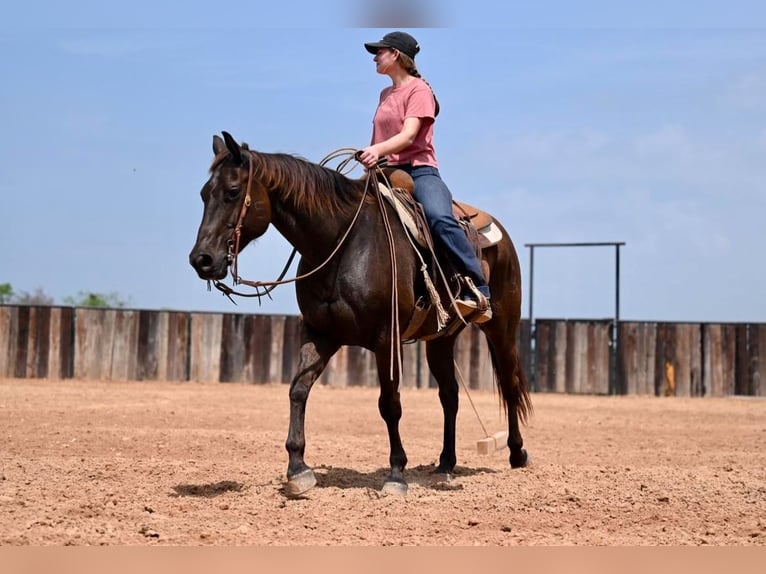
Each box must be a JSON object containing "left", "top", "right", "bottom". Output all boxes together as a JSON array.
[{"left": 210, "top": 149, "right": 374, "bottom": 303}]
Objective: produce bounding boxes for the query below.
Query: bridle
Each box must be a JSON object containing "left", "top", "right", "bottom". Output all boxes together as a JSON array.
[{"left": 223, "top": 153, "right": 257, "bottom": 288}]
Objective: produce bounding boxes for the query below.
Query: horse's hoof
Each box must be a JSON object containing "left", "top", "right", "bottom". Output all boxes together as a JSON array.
[
  {"left": 510, "top": 449, "right": 529, "bottom": 468},
  {"left": 433, "top": 470, "right": 453, "bottom": 483},
  {"left": 285, "top": 469, "right": 317, "bottom": 498},
  {"left": 381, "top": 480, "right": 408, "bottom": 497}
]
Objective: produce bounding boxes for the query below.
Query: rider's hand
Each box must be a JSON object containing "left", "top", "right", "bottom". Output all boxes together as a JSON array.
[{"left": 357, "top": 146, "right": 382, "bottom": 169}]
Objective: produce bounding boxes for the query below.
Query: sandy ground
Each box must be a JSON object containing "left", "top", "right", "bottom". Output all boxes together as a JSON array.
[{"left": 0, "top": 378, "right": 764, "bottom": 546}]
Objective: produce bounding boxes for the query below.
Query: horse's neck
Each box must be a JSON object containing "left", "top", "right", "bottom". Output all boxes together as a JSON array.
[
  {"left": 268, "top": 192, "right": 353, "bottom": 258},
  {"left": 252, "top": 152, "right": 365, "bottom": 256},
  {"left": 261, "top": 156, "right": 362, "bottom": 255}
]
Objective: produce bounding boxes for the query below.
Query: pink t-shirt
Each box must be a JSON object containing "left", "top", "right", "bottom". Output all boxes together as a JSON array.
[{"left": 371, "top": 77, "right": 438, "bottom": 167}]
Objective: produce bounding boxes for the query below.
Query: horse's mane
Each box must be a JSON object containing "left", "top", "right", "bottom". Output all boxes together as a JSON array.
[{"left": 210, "top": 147, "right": 367, "bottom": 217}]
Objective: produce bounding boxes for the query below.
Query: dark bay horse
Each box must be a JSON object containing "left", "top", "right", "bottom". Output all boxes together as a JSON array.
[{"left": 189, "top": 132, "right": 531, "bottom": 497}]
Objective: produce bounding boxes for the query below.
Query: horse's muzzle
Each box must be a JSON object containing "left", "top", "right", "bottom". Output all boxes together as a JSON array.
[{"left": 189, "top": 249, "right": 228, "bottom": 280}]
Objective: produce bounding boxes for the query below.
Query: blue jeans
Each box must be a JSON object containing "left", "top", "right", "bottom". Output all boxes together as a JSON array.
[{"left": 399, "top": 165, "right": 490, "bottom": 298}]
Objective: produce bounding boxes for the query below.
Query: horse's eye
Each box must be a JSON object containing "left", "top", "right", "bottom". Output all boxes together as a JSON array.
[{"left": 224, "top": 188, "right": 240, "bottom": 202}]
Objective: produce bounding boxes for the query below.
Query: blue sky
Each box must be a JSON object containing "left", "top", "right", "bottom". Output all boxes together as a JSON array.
[{"left": 2, "top": 2, "right": 765, "bottom": 322}]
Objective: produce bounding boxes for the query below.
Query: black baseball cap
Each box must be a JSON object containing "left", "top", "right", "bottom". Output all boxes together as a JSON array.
[{"left": 364, "top": 31, "right": 420, "bottom": 60}]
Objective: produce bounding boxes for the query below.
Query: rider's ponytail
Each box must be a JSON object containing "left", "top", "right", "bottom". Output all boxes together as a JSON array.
[{"left": 397, "top": 54, "right": 440, "bottom": 117}]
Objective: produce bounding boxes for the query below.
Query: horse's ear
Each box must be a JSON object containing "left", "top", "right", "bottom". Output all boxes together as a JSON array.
[
  {"left": 222, "top": 131, "right": 242, "bottom": 164},
  {"left": 213, "top": 135, "right": 225, "bottom": 156}
]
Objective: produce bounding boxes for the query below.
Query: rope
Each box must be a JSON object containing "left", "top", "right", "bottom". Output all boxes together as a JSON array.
[
  {"left": 372, "top": 172, "right": 403, "bottom": 381},
  {"left": 453, "top": 360, "right": 490, "bottom": 439}
]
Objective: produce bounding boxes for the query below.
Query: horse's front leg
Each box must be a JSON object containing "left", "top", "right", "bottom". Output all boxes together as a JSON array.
[
  {"left": 375, "top": 348, "right": 408, "bottom": 496},
  {"left": 284, "top": 326, "right": 339, "bottom": 498}
]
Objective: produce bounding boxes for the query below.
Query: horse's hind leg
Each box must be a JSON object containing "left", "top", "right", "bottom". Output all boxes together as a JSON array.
[
  {"left": 374, "top": 349, "right": 408, "bottom": 495},
  {"left": 284, "top": 325, "right": 339, "bottom": 498},
  {"left": 482, "top": 321, "right": 532, "bottom": 468},
  {"left": 425, "top": 335, "right": 460, "bottom": 475}
]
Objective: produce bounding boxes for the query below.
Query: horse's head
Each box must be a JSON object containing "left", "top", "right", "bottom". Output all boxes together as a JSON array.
[{"left": 189, "top": 132, "right": 272, "bottom": 281}]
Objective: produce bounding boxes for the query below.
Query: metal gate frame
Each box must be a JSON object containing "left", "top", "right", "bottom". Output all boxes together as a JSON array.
[{"left": 524, "top": 241, "right": 625, "bottom": 394}]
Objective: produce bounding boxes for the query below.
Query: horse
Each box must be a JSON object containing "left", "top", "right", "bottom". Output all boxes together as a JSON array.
[{"left": 189, "top": 132, "right": 531, "bottom": 497}]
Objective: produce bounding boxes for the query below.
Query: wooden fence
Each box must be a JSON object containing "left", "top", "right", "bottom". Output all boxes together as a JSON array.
[{"left": 0, "top": 305, "right": 763, "bottom": 396}]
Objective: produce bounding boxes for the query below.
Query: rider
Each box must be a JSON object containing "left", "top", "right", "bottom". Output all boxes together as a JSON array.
[{"left": 357, "top": 31, "right": 492, "bottom": 323}]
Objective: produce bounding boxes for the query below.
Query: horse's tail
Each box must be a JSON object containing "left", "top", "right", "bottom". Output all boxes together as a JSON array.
[
  {"left": 512, "top": 344, "right": 533, "bottom": 425},
  {"left": 489, "top": 340, "right": 533, "bottom": 425}
]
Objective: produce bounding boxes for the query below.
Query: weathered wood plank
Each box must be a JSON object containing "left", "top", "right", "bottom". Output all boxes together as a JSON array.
[
  {"left": 322, "top": 345, "right": 348, "bottom": 387},
  {"left": 0, "top": 306, "right": 13, "bottom": 378},
  {"left": 534, "top": 320, "right": 552, "bottom": 392},
  {"left": 564, "top": 321, "right": 576, "bottom": 393},
  {"left": 45, "top": 307, "right": 74, "bottom": 380},
  {"left": 654, "top": 323, "right": 674, "bottom": 396},
  {"left": 735, "top": 324, "right": 750, "bottom": 396},
  {"left": 703, "top": 324, "right": 736, "bottom": 397},
  {"left": 475, "top": 327, "right": 494, "bottom": 392},
  {"left": 519, "top": 319, "right": 532, "bottom": 388},
  {"left": 584, "top": 322, "right": 598, "bottom": 394},
  {"left": 109, "top": 310, "right": 138, "bottom": 381},
  {"left": 220, "top": 313, "right": 246, "bottom": 383},
  {"left": 25, "top": 307, "right": 51, "bottom": 378},
  {"left": 399, "top": 341, "right": 417, "bottom": 389},
  {"left": 592, "top": 321, "right": 612, "bottom": 394},
  {"left": 165, "top": 312, "right": 189, "bottom": 381},
  {"left": 46, "top": 307, "right": 61, "bottom": 379},
  {"left": 267, "top": 316, "right": 285, "bottom": 384},
  {"left": 468, "top": 326, "right": 481, "bottom": 390},
  {"left": 551, "top": 321, "right": 567, "bottom": 393},
  {"left": 153, "top": 312, "right": 170, "bottom": 382},
  {"left": 671, "top": 324, "right": 696, "bottom": 397},
  {"left": 136, "top": 310, "right": 163, "bottom": 381},
  {"left": 653, "top": 323, "right": 700, "bottom": 397},
  {"left": 688, "top": 325, "right": 703, "bottom": 397},
  {"left": 574, "top": 322, "right": 592, "bottom": 394},
  {"left": 189, "top": 313, "right": 222, "bottom": 382},
  {"left": 346, "top": 345, "right": 373, "bottom": 387},
  {"left": 58, "top": 307, "right": 75, "bottom": 379},
  {"left": 251, "top": 314, "right": 273, "bottom": 384},
  {"left": 616, "top": 322, "right": 633, "bottom": 395},
  {"left": 13, "top": 306, "right": 30, "bottom": 378},
  {"left": 280, "top": 315, "right": 302, "bottom": 384},
  {"left": 74, "top": 307, "right": 104, "bottom": 380},
  {"left": 752, "top": 324, "right": 765, "bottom": 396},
  {"left": 454, "top": 327, "right": 472, "bottom": 391},
  {"left": 412, "top": 340, "right": 431, "bottom": 389},
  {"left": 618, "top": 322, "right": 656, "bottom": 395}
]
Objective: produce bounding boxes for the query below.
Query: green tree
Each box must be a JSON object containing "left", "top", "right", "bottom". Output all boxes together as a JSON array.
[
  {"left": 0, "top": 283, "right": 13, "bottom": 304},
  {"left": 63, "top": 291, "right": 129, "bottom": 308}
]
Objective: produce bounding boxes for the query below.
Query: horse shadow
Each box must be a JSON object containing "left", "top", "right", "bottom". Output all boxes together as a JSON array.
[
  {"left": 169, "top": 467, "right": 501, "bottom": 499},
  {"left": 308, "top": 463, "right": 500, "bottom": 494},
  {"left": 171, "top": 480, "right": 244, "bottom": 498}
]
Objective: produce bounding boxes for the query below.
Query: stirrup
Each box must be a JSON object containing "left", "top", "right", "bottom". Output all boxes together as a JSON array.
[
  {"left": 460, "top": 276, "right": 490, "bottom": 312},
  {"left": 455, "top": 299, "right": 493, "bottom": 324}
]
